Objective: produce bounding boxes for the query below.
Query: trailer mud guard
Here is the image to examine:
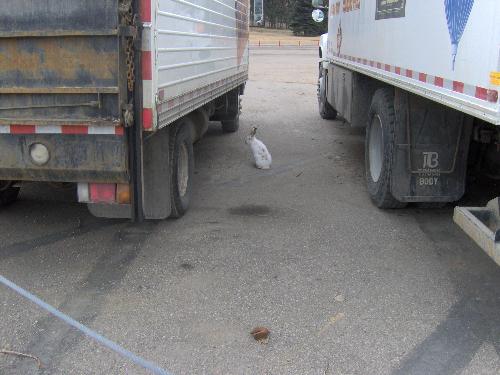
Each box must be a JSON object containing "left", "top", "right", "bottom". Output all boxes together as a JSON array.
[
  {"left": 391, "top": 89, "right": 473, "bottom": 202},
  {"left": 142, "top": 127, "right": 171, "bottom": 219},
  {"left": 132, "top": 0, "right": 172, "bottom": 221}
]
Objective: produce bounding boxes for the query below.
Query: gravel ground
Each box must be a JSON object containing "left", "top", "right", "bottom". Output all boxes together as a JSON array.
[{"left": 0, "top": 47, "right": 499, "bottom": 375}]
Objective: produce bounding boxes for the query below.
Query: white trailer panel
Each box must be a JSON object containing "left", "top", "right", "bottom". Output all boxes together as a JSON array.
[
  {"left": 326, "top": 0, "right": 500, "bottom": 125},
  {"left": 142, "top": 0, "right": 249, "bottom": 130}
]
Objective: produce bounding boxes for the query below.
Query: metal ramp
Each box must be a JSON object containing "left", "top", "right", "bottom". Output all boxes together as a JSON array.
[{"left": 454, "top": 198, "right": 500, "bottom": 266}]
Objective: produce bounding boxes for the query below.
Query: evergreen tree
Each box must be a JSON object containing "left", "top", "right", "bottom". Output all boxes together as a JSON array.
[{"left": 290, "top": 0, "right": 327, "bottom": 36}]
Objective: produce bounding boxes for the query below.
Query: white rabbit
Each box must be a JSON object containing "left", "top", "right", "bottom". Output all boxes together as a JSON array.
[{"left": 245, "top": 127, "right": 272, "bottom": 169}]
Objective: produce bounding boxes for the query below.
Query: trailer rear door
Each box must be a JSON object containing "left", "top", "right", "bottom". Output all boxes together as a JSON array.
[{"left": 0, "top": 0, "right": 131, "bottom": 182}]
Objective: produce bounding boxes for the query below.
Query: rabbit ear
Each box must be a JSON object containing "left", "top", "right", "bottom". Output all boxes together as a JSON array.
[{"left": 250, "top": 127, "right": 257, "bottom": 137}]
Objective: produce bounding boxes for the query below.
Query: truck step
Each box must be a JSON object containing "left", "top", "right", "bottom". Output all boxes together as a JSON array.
[{"left": 454, "top": 198, "right": 500, "bottom": 266}]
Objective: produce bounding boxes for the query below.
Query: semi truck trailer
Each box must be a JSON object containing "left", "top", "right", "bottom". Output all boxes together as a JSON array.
[
  {"left": 313, "top": 0, "right": 500, "bottom": 265},
  {"left": 0, "top": 0, "right": 249, "bottom": 220}
]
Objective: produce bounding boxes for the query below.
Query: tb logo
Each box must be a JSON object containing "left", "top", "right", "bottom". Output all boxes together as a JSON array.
[{"left": 423, "top": 152, "right": 439, "bottom": 169}]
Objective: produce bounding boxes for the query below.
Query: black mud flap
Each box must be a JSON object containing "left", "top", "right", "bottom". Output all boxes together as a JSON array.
[
  {"left": 141, "top": 127, "right": 172, "bottom": 220},
  {"left": 391, "top": 89, "right": 473, "bottom": 202}
]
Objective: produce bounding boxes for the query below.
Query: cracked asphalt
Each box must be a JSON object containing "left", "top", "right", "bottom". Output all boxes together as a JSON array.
[{"left": 1, "top": 47, "right": 499, "bottom": 375}]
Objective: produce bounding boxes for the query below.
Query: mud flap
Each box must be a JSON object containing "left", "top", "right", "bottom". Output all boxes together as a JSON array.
[
  {"left": 391, "top": 89, "right": 473, "bottom": 202},
  {"left": 142, "top": 127, "right": 172, "bottom": 220}
]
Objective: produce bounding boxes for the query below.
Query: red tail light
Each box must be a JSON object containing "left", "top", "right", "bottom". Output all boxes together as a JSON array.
[{"left": 89, "top": 183, "right": 116, "bottom": 203}]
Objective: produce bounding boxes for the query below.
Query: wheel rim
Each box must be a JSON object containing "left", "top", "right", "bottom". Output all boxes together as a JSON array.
[
  {"left": 318, "top": 76, "right": 325, "bottom": 104},
  {"left": 177, "top": 142, "right": 189, "bottom": 197},
  {"left": 369, "top": 115, "right": 384, "bottom": 183}
]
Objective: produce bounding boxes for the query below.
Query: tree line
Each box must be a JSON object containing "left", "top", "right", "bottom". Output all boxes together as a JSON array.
[{"left": 249, "top": 0, "right": 328, "bottom": 36}]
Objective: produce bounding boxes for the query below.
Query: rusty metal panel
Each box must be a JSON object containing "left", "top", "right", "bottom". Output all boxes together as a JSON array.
[
  {"left": 0, "top": 94, "right": 120, "bottom": 126},
  {"left": 0, "top": 133, "right": 128, "bottom": 183},
  {"left": 0, "top": 0, "right": 129, "bottom": 183},
  {"left": 0, "top": 35, "right": 121, "bottom": 125},
  {"left": 0, "top": 1, "right": 123, "bottom": 128},
  {"left": 0, "top": 37, "right": 119, "bottom": 90},
  {"left": 0, "top": 0, "right": 119, "bottom": 35}
]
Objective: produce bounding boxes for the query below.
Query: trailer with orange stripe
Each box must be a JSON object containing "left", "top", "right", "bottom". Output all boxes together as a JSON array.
[
  {"left": 313, "top": 0, "right": 500, "bottom": 264},
  {"left": 0, "top": 0, "right": 249, "bottom": 220}
]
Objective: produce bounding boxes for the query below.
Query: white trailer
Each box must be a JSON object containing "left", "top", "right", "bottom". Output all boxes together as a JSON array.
[
  {"left": 0, "top": 0, "right": 249, "bottom": 220},
  {"left": 144, "top": 0, "right": 250, "bottom": 131},
  {"left": 314, "top": 0, "right": 500, "bottom": 264}
]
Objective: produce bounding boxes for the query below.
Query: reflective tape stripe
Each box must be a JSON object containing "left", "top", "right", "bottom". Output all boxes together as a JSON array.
[
  {"left": 143, "top": 108, "right": 154, "bottom": 130},
  {"left": 11, "top": 125, "right": 36, "bottom": 134},
  {"left": 142, "top": 51, "right": 153, "bottom": 80},
  {"left": 143, "top": 80, "right": 153, "bottom": 108},
  {"left": 36, "top": 125, "right": 62, "bottom": 134},
  {"left": 333, "top": 54, "right": 499, "bottom": 104},
  {"left": 88, "top": 126, "right": 118, "bottom": 135},
  {"left": 62, "top": 125, "right": 88, "bottom": 135},
  {"left": 140, "top": 0, "right": 152, "bottom": 23},
  {"left": 0, "top": 125, "right": 124, "bottom": 135}
]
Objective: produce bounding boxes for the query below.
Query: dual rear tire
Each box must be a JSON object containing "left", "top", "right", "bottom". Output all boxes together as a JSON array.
[
  {"left": 169, "top": 121, "right": 194, "bottom": 218},
  {"left": 0, "top": 185, "right": 19, "bottom": 207},
  {"left": 221, "top": 112, "right": 240, "bottom": 133},
  {"left": 365, "top": 89, "right": 407, "bottom": 209},
  {"left": 165, "top": 90, "right": 243, "bottom": 218},
  {"left": 168, "top": 108, "right": 240, "bottom": 219},
  {"left": 318, "top": 69, "right": 337, "bottom": 120},
  {"left": 221, "top": 92, "right": 241, "bottom": 133},
  {"left": 318, "top": 70, "right": 404, "bottom": 208}
]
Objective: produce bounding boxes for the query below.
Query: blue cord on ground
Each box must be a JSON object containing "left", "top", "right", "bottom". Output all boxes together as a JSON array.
[{"left": 0, "top": 275, "right": 172, "bottom": 375}]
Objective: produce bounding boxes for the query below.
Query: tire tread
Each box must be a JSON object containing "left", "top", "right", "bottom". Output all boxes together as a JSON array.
[
  {"left": 0, "top": 187, "right": 20, "bottom": 207},
  {"left": 318, "top": 73, "right": 337, "bottom": 120},
  {"left": 366, "top": 88, "right": 406, "bottom": 209},
  {"left": 169, "top": 122, "right": 194, "bottom": 219}
]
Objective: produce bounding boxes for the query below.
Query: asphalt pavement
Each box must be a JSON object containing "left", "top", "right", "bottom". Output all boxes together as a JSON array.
[{"left": 0, "top": 47, "right": 499, "bottom": 375}]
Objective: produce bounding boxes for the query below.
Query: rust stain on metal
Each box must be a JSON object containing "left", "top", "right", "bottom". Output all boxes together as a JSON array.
[
  {"left": 0, "top": 38, "right": 117, "bottom": 81},
  {"left": 0, "top": 29, "right": 118, "bottom": 38},
  {"left": 0, "top": 87, "right": 119, "bottom": 94},
  {"left": 0, "top": 118, "right": 120, "bottom": 126}
]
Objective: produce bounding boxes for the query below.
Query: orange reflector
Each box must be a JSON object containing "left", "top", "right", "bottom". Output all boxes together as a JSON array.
[
  {"left": 89, "top": 183, "right": 116, "bottom": 203},
  {"left": 490, "top": 72, "right": 500, "bottom": 86},
  {"left": 117, "top": 184, "right": 131, "bottom": 204}
]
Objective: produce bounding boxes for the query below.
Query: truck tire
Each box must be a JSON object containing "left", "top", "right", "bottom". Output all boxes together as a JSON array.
[
  {"left": 169, "top": 121, "right": 194, "bottom": 218},
  {"left": 365, "top": 88, "right": 407, "bottom": 209},
  {"left": 318, "top": 71, "right": 337, "bottom": 120},
  {"left": 416, "top": 202, "right": 447, "bottom": 209},
  {"left": 0, "top": 186, "right": 20, "bottom": 207},
  {"left": 221, "top": 90, "right": 241, "bottom": 133},
  {"left": 221, "top": 112, "right": 240, "bottom": 133}
]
